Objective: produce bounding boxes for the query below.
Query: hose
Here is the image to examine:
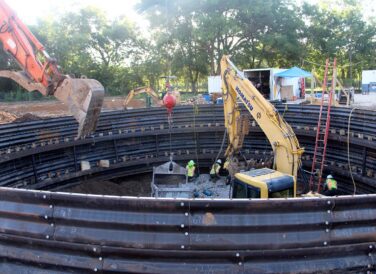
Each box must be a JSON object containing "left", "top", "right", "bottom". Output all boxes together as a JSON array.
[
  {"left": 215, "top": 128, "right": 227, "bottom": 164},
  {"left": 347, "top": 107, "right": 358, "bottom": 195},
  {"left": 193, "top": 103, "right": 200, "bottom": 175}
]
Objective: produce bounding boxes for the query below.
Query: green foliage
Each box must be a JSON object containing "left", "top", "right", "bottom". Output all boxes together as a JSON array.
[
  {"left": 302, "top": 1, "right": 376, "bottom": 84},
  {"left": 0, "top": 89, "right": 47, "bottom": 102},
  {"left": 0, "top": 0, "right": 374, "bottom": 101}
]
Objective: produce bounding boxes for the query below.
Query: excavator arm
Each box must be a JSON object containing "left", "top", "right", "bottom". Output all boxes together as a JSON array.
[
  {"left": 221, "top": 55, "right": 304, "bottom": 179},
  {"left": 123, "top": 86, "right": 161, "bottom": 109},
  {"left": 0, "top": 0, "right": 104, "bottom": 137}
]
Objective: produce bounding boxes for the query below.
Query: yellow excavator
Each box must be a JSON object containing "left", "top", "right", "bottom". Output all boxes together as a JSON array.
[
  {"left": 221, "top": 56, "right": 304, "bottom": 198},
  {"left": 123, "top": 86, "right": 162, "bottom": 109}
]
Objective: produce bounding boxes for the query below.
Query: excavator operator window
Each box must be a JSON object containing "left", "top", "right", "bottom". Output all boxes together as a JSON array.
[
  {"left": 247, "top": 185, "right": 261, "bottom": 198},
  {"left": 233, "top": 181, "right": 247, "bottom": 198},
  {"left": 232, "top": 179, "right": 261, "bottom": 199},
  {"left": 269, "top": 187, "right": 294, "bottom": 198}
]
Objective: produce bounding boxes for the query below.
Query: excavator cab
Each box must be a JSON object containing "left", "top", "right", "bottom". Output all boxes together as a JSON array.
[{"left": 232, "top": 168, "right": 295, "bottom": 199}]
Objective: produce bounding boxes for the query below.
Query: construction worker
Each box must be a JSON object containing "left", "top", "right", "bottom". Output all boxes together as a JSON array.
[
  {"left": 223, "top": 158, "right": 231, "bottom": 185},
  {"left": 323, "top": 174, "right": 338, "bottom": 196},
  {"left": 186, "top": 160, "right": 196, "bottom": 181},
  {"left": 210, "top": 159, "right": 222, "bottom": 181}
]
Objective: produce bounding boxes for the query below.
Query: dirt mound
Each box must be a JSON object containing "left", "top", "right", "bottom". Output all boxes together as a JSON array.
[
  {"left": 67, "top": 180, "right": 129, "bottom": 196},
  {"left": 0, "top": 111, "right": 18, "bottom": 124},
  {"left": 65, "top": 174, "right": 152, "bottom": 197},
  {"left": 13, "top": 113, "right": 43, "bottom": 123},
  {"left": 0, "top": 111, "right": 43, "bottom": 124}
]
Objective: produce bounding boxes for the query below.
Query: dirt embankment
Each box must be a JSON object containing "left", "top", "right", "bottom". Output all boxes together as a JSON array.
[
  {"left": 0, "top": 111, "right": 43, "bottom": 124},
  {"left": 0, "top": 111, "right": 18, "bottom": 124},
  {"left": 0, "top": 97, "right": 146, "bottom": 124}
]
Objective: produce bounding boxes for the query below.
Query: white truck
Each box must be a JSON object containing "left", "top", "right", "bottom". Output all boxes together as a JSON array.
[{"left": 362, "top": 70, "right": 376, "bottom": 94}]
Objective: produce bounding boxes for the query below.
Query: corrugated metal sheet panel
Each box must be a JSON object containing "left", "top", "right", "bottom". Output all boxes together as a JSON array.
[{"left": 0, "top": 187, "right": 375, "bottom": 273}]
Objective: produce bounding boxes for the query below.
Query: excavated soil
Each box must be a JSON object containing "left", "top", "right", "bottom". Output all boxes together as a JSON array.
[
  {"left": 0, "top": 111, "right": 18, "bottom": 124},
  {"left": 65, "top": 173, "right": 152, "bottom": 196},
  {"left": 0, "top": 111, "right": 42, "bottom": 124},
  {"left": 13, "top": 113, "right": 43, "bottom": 123},
  {"left": 0, "top": 97, "right": 145, "bottom": 122}
]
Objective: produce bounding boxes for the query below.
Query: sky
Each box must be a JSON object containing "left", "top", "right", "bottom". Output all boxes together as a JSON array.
[
  {"left": 5, "top": 0, "right": 375, "bottom": 28},
  {"left": 5, "top": 0, "right": 150, "bottom": 30}
]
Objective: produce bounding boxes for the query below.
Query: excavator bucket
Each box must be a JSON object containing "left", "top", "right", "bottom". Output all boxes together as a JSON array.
[
  {"left": 0, "top": 71, "right": 104, "bottom": 138},
  {"left": 54, "top": 78, "right": 104, "bottom": 138}
]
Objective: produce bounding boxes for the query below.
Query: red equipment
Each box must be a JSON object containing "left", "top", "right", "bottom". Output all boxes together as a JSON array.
[
  {"left": 309, "top": 58, "right": 337, "bottom": 192},
  {"left": 163, "top": 92, "right": 176, "bottom": 124},
  {"left": 160, "top": 76, "right": 177, "bottom": 124},
  {"left": 0, "top": 0, "right": 104, "bottom": 137},
  {"left": 163, "top": 93, "right": 176, "bottom": 113},
  {"left": 300, "top": 78, "right": 305, "bottom": 98}
]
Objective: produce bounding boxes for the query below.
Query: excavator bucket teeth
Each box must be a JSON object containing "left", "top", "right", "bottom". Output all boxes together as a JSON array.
[{"left": 54, "top": 78, "right": 104, "bottom": 138}]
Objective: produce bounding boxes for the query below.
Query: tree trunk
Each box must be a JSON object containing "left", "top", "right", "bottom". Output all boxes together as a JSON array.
[
  {"left": 209, "top": 42, "right": 215, "bottom": 75},
  {"left": 190, "top": 82, "right": 195, "bottom": 94}
]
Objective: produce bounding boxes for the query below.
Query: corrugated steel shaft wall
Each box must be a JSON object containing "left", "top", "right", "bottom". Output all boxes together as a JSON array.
[
  {"left": 0, "top": 188, "right": 375, "bottom": 273},
  {"left": 0, "top": 104, "right": 375, "bottom": 273},
  {"left": 0, "top": 105, "right": 375, "bottom": 193}
]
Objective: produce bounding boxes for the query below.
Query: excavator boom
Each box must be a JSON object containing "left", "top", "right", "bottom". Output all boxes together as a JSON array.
[
  {"left": 0, "top": 0, "right": 104, "bottom": 137},
  {"left": 221, "top": 55, "right": 304, "bottom": 179}
]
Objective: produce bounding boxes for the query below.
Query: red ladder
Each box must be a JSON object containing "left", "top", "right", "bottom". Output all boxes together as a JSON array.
[{"left": 309, "top": 58, "right": 337, "bottom": 192}]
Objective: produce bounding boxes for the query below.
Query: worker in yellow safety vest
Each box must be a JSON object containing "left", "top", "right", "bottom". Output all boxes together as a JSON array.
[
  {"left": 210, "top": 159, "right": 222, "bottom": 181},
  {"left": 223, "top": 159, "right": 231, "bottom": 185},
  {"left": 223, "top": 159, "right": 230, "bottom": 171},
  {"left": 186, "top": 160, "right": 196, "bottom": 181},
  {"left": 323, "top": 174, "right": 338, "bottom": 196}
]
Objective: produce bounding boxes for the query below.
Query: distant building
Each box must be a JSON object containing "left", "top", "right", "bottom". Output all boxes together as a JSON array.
[{"left": 208, "top": 76, "right": 221, "bottom": 94}]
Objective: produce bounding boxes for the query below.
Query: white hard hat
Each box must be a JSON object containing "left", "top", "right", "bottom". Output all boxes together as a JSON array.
[
  {"left": 216, "top": 159, "right": 222, "bottom": 164},
  {"left": 327, "top": 175, "right": 333, "bottom": 179}
]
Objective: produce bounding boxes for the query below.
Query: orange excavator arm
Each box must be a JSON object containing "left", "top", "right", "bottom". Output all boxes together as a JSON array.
[{"left": 0, "top": 0, "right": 104, "bottom": 137}]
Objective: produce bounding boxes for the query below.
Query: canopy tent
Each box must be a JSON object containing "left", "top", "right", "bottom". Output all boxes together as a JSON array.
[{"left": 274, "top": 67, "right": 312, "bottom": 78}]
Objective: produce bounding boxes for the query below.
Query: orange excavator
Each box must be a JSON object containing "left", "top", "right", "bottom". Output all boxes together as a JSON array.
[
  {"left": 0, "top": 0, "right": 104, "bottom": 137},
  {"left": 123, "top": 86, "right": 162, "bottom": 109}
]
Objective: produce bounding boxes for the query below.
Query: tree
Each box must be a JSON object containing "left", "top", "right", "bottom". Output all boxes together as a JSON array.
[
  {"left": 302, "top": 1, "right": 376, "bottom": 84},
  {"left": 234, "top": 0, "right": 305, "bottom": 68},
  {"left": 33, "top": 7, "right": 144, "bottom": 94},
  {"left": 138, "top": 0, "right": 208, "bottom": 93},
  {"left": 1, "top": 0, "right": 374, "bottom": 98}
]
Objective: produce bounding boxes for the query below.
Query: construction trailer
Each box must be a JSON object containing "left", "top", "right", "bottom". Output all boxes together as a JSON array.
[
  {"left": 208, "top": 69, "right": 303, "bottom": 101},
  {"left": 243, "top": 68, "right": 302, "bottom": 100},
  {"left": 362, "top": 70, "right": 376, "bottom": 93}
]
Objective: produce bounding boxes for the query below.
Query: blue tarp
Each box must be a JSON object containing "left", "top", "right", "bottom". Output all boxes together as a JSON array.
[{"left": 274, "top": 67, "right": 312, "bottom": 78}]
